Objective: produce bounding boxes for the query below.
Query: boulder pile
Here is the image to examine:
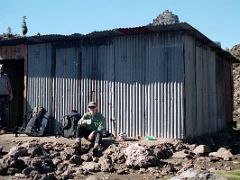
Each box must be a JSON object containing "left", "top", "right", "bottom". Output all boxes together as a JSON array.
[
  {"left": 150, "top": 10, "right": 180, "bottom": 26},
  {"left": 231, "top": 44, "right": 240, "bottom": 120},
  {"left": 0, "top": 130, "right": 239, "bottom": 179}
]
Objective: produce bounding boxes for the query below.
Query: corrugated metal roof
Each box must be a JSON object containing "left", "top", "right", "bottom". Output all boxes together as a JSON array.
[
  {"left": 0, "top": 23, "right": 238, "bottom": 62},
  {"left": 0, "top": 34, "right": 83, "bottom": 45}
]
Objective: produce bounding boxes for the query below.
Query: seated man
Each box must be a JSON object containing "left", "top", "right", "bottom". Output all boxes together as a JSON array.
[{"left": 76, "top": 101, "right": 106, "bottom": 154}]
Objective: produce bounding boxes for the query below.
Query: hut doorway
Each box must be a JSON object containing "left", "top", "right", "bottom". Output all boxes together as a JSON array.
[{"left": 0, "top": 59, "right": 24, "bottom": 128}]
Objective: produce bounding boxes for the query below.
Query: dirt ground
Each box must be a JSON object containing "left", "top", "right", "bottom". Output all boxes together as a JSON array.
[
  {"left": 1, "top": 130, "right": 240, "bottom": 180},
  {"left": 0, "top": 133, "right": 175, "bottom": 180},
  {"left": 0, "top": 133, "right": 175, "bottom": 152}
]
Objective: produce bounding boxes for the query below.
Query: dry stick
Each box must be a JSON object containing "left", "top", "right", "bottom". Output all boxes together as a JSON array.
[{"left": 111, "top": 118, "right": 117, "bottom": 140}]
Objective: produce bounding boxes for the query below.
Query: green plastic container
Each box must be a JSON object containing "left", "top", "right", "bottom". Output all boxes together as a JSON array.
[{"left": 146, "top": 135, "right": 154, "bottom": 140}]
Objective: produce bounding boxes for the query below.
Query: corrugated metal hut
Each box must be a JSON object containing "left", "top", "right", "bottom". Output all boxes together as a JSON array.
[{"left": 0, "top": 23, "right": 238, "bottom": 139}]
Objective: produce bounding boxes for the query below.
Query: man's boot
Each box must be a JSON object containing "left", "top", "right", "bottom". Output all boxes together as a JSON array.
[
  {"left": 74, "top": 137, "right": 82, "bottom": 154},
  {"left": 92, "top": 143, "right": 100, "bottom": 157}
]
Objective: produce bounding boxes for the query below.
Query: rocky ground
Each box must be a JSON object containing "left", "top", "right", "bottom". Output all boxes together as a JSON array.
[
  {"left": 1, "top": 128, "right": 240, "bottom": 180},
  {"left": 231, "top": 44, "right": 240, "bottom": 121}
]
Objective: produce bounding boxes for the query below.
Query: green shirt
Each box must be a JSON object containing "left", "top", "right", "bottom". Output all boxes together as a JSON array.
[{"left": 78, "top": 112, "right": 106, "bottom": 132}]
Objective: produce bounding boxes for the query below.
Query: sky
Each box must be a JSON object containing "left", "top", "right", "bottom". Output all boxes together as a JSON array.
[{"left": 0, "top": 0, "right": 239, "bottom": 49}]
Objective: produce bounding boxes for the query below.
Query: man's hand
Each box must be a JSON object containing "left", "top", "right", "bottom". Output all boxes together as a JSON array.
[
  {"left": 82, "top": 120, "right": 88, "bottom": 124},
  {"left": 82, "top": 119, "right": 91, "bottom": 125},
  {"left": 87, "top": 131, "right": 94, "bottom": 141}
]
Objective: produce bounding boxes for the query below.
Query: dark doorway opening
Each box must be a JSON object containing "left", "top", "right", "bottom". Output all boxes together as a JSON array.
[{"left": 0, "top": 59, "right": 24, "bottom": 128}]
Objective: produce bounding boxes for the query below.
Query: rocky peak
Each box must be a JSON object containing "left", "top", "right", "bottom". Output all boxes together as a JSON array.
[{"left": 150, "top": 10, "right": 180, "bottom": 26}]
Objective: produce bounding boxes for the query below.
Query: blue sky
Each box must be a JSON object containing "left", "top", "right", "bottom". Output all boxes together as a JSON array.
[{"left": 0, "top": 0, "right": 239, "bottom": 49}]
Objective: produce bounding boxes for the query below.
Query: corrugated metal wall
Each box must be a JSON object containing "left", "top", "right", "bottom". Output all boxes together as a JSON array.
[
  {"left": 79, "top": 33, "right": 184, "bottom": 138},
  {"left": 54, "top": 47, "right": 81, "bottom": 131},
  {"left": 145, "top": 33, "right": 184, "bottom": 138},
  {"left": 81, "top": 44, "right": 115, "bottom": 133},
  {"left": 27, "top": 33, "right": 185, "bottom": 138},
  {"left": 114, "top": 36, "right": 146, "bottom": 137},
  {"left": 27, "top": 32, "right": 232, "bottom": 139},
  {"left": 27, "top": 44, "right": 52, "bottom": 115},
  {"left": 184, "top": 34, "right": 230, "bottom": 138}
]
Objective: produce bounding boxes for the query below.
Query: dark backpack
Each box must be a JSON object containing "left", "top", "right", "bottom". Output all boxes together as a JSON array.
[
  {"left": 61, "top": 111, "right": 81, "bottom": 138},
  {"left": 24, "top": 107, "right": 48, "bottom": 136}
]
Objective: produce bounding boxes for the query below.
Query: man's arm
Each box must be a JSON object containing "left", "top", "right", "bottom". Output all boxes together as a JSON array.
[
  {"left": 78, "top": 113, "right": 90, "bottom": 125},
  {"left": 96, "top": 115, "right": 106, "bottom": 132},
  {"left": 78, "top": 113, "right": 86, "bottom": 125}
]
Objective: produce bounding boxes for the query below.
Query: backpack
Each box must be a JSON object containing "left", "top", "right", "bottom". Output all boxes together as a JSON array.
[
  {"left": 61, "top": 111, "right": 81, "bottom": 138},
  {"left": 24, "top": 107, "right": 48, "bottom": 136}
]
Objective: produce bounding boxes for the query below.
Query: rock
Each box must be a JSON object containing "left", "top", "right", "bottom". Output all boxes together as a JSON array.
[
  {"left": 65, "top": 147, "right": 75, "bottom": 155},
  {"left": 147, "top": 167, "right": 159, "bottom": 174},
  {"left": 153, "top": 143, "right": 174, "bottom": 159},
  {"left": 14, "top": 173, "right": 27, "bottom": 178},
  {"left": 208, "top": 167, "right": 217, "bottom": 172},
  {"left": 30, "top": 157, "right": 43, "bottom": 171},
  {"left": 28, "top": 144, "right": 47, "bottom": 157},
  {"left": 100, "top": 176, "right": 110, "bottom": 180},
  {"left": 22, "top": 167, "right": 34, "bottom": 176},
  {"left": 155, "top": 173, "right": 162, "bottom": 178},
  {"left": 116, "top": 168, "right": 129, "bottom": 174},
  {"left": 43, "top": 143, "right": 53, "bottom": 151},
  {"left": 81, "top": 162, "right": 100, "bottom": 172},
  {"left": 0, "top": 146, "right": 3, "bottom": 153},
  {"left": 225, "top": 166, "right": 232, "bottom": 171},
  {"left": 196, "top": 156, "right": 205, "bottom": 161},
  {"left": 10, "top": 158, "right": 27, "bottom": 170},
  {"left": 231, "top": 44, "right": 240, "bottom": 119},
  {"left": 41, "top": 159, "right": 55, "bottom": 173},
  {"left": 81, "top": 154, "right": 92, "bottom": 162},
  {"left": 170, "top": 168, "right": 228, "bottom": 180},
  {"left": 7, "top": 145, "right": 28, "bottom": 158},
  {"left": 231, "top": 44, "right": 240, "bottom": 58},
  {"left": 60, "top": 151, "right": 71, "bottom": 160},
  {"left": 52, "top": 143, "right": 64, "bottom": 152},
  {"left": 172, "top": 150, "right": 189, "bottom": 158},
  {"left": 62, "top": 170, "right": 74, "bottom": 179},
  {"left": 174, "top": 143, "right": 186, "bottom": 151},
  {"left": 166, "top": 164, "right": 177, "bottom": 173},
  {"left": 55, "top": 169, "right": 64, "bottom": 176},
  {"left": 110, "top": 151, "right": 124, "bottom": 163},
  {"left": 82, "top": 169, "right": 91, "bottom": 175},
  {"left": 209, "top": 147, "right": 233, "bottom": 160},
  {"left": 207, "top": 156, "right": 220, "bottom": 163},
  {"left": 29, "top": 170, "right": 41, "bottom": 178},
  {"left": 185, "top": 144, "right": 197, "bottom": 151},
  {"left": 60, "top": 151, "right": 72, "bottom": 160},
  {"left": 86, "top": 175, "right": 100, "bottom": 180},
  {"left": 177, "top": 163, "right": 194, "bottom": 174},
  {"left": 7, "top": 167, "right": 19, "bottom": 175},
  {"left": 99, "top": 156, "right": 114, "bottom": 172},
  {"left": 124, "top": 143, "right": 157, "bottom": 168},
  {"left": 150, "top": 10, "right": 179, "bottom": 26},
  {"left": 52, "top": 157, "right": 62, "bottom": 166},
  {"left": 138, "top": 168, "right": 146, "bottom": 174},
  {"left": 57, "top": 162, "right": 68, "bottom": 171},
  {"left": 116, "top": 153, "right": 125, "bottom": 164},
  {"left": 0, "top": 166, "right": 7, "bottom": 175},
  {"left": 49, "top": 152, "right": 60, "bottom": 159},
  {"left": 69, "top": 155, "right": 82, "bottom": 165},
  {"left": 193, "top": 145, "right": 211, "bottom": 155}
]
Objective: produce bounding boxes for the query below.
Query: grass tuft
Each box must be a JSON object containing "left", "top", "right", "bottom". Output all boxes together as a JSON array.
[{"left": 217, "top": 169, "right": 240, "bottom": 180}]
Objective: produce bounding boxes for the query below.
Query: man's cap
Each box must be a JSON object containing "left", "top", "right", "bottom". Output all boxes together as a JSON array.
[{"left": 88, "top": 101, "right": 97, "bottom": 108}]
